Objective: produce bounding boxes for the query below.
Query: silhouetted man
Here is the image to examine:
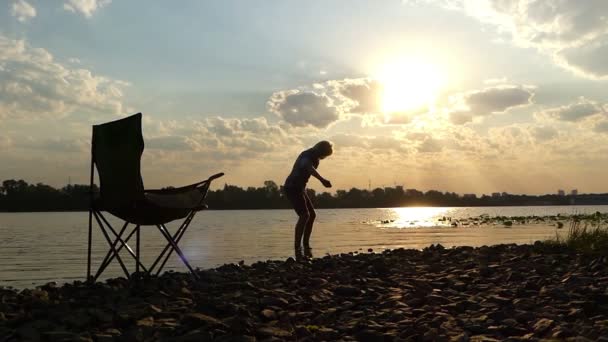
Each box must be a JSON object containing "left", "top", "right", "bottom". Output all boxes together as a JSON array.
[{"left": 284, "top": 141, "right": 333, "bottom": 258}]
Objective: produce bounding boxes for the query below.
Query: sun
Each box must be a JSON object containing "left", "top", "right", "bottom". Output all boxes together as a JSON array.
[{"left": 375, "top": 58, "right": 445, "bottom": 115}]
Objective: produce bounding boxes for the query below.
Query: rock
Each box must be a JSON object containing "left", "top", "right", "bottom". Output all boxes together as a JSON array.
[
  {"left": 257, "top": 326, "right": 292, "bottom": 337},
  {"left": 43, "top": 331, "right": 81, "bottom": 342},
  {"left": 183, "top": 313, "right": 227, "bottom": 328},
  {"left": 260, "top": 296, "right": 289, "bottom": 307},
  {"left": 173, "top": 329, "right": 213, "bottom": 341},
  {"left": 135, "top": 316, "right": 154, "bottom": 327},
  {"left": 93, "top": 334, "right": 114, "bottom": 342},
  {"left": 533, "top": 318, "right": 554, "bottom": 335},
  {"left": 354, "top": 329, "right": 385, "bottom": 342},
  {"left": 261, "top": 308, "right": 277, "bottom": 320},
  {"left": 1, "top": 243, "right": 606, "bottom": 341},
  {"left": 334, "top": 285, "right": 361, "bottom": 297}
]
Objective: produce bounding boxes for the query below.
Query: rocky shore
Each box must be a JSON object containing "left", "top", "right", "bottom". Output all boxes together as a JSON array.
[{"left": 2, "top": 243, "right": 608, "bottom": 341}]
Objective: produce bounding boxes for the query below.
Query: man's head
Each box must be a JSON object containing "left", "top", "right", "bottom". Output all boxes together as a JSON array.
[{"left": 313, "top": 140, "right": 333, "bottom": 159}]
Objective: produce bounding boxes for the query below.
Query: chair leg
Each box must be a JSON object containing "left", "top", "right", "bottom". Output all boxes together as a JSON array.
[
  {"left": 136, "top": 225, "right": 140, "bottom": 274},
  {"left": 95, "top": 221, "right": 129, "bottom": 280},
  {"left": 97, "top": 212, "right": 140, "bottom": 261},
  {"left": 156, "top": 213, "right": 195, "bottom": 275},
  {"left": 98, "top": 225, "right": 149, "bottom": 274},
  {"left": 87, "top": 209, "right": 93, "bottom": 283},
  {"left": 92, "top": 211, "right": 130, "bottom": 280},
  {"left": 156, "top": 224, "right": 198, "bottom": 279},
  {"left": 150, "top": 212, "right": 194, "bottom": 274}
]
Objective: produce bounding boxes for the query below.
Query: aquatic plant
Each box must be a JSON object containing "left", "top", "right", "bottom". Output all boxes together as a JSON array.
[{"left": 547, "top": 219, "right": 608, "bottom": 255}]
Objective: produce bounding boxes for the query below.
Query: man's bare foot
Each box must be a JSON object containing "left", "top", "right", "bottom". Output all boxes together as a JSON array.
[{"left": 303, "top": 246, "right": 313, "bottom": 259}]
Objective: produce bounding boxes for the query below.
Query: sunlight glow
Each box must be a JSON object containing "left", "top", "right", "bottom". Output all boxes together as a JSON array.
[
  {"left": 380, "top": 207, "right": 453, "bottom": 228},
  {"left": 375, "top": 58, "right": 445, "bottom": 116}
]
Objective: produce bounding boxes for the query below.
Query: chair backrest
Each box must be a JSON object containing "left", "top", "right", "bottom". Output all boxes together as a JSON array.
[{"left": 92, "top": 113, "right": 145, "bottom": 208}]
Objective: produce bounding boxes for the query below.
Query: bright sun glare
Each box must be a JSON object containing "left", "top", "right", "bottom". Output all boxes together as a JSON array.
[{"left": 376, "top": 58, "right": 445, "bottom": 115}]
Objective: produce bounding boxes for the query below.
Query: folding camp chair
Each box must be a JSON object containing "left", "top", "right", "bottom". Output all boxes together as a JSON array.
[{"left": 87, "top": 113, "right": 223, "bottom": 282}]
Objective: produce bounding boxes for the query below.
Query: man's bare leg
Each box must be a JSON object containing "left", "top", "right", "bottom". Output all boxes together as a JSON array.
[
  {"left": 302, "top": 195, "right": 316, "bottom": 249},
  {"left": 302, "top": 211, "right": 316, "bottom": 248},
  {"left": 294, "top": 214, "right": 308, "bottom": 248}
]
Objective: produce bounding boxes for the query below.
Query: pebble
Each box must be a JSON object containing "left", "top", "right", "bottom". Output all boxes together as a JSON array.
[{"left": 0, "top": 243, "right": 606, "bottom": 341}]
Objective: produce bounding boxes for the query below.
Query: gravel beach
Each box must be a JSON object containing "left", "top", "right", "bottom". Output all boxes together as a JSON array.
[{"left": 1, "top": 242, "right": 608, "bottom": 341}]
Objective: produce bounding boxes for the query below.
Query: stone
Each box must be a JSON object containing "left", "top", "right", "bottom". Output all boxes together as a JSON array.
[
  {"left": 533, "top": 318, "right": 554, "bottom": 335},
  {"left": 257, "top": 326, "right": 292, "bottom": 337},
  {"left": 183, "top": 313, "right": 227, "bottom": 328},
  {"left": 334, "top": 285, "right": 361, "bottom": 297}
]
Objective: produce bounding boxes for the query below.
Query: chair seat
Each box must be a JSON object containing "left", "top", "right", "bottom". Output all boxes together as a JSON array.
[
  {"left": 93, "top": 185, "right": 209, "bottom": 225},
  {"left": 145, "top": 187, "right": 206, "bottom": 209}
]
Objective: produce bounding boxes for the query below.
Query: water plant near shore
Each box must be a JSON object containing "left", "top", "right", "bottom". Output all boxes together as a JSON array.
[{"left": 547, "top": 216, "right": 608, "bottom": 255}]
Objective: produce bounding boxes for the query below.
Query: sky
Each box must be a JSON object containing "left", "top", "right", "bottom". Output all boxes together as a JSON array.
[{"left": 1, "top": 0, "right": 608, "bottom": 195}]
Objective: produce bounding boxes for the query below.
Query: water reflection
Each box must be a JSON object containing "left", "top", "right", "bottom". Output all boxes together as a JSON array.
[
  {"left": 378, "top": 207, "right": 453, "bottom": 228},
  {"left": 1, "top": 205, "right": 604, "bottom": 288}
]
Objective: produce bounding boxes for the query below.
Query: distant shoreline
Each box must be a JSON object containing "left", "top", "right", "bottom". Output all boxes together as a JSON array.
[{"left": 2, "top": 203, "right": 608, "bottom": 213}]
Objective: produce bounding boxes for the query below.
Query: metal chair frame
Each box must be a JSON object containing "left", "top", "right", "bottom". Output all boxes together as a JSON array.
[{"left": 86, "top": 113, "right": 222, "bottom": 282}]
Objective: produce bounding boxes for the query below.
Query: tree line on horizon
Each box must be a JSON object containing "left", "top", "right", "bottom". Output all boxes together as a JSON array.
[{"left": 0, "top": 179, "right": 607, "bottom": 212}]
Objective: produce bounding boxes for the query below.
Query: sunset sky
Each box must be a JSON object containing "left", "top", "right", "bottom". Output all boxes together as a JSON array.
[{"left": 1, "top": 0, "right": 608, "bottom": 195}]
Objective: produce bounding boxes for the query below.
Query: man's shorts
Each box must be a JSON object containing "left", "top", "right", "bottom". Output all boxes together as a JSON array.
[{"left": 284, "top": 187, "right": 313, "bottom": 217}]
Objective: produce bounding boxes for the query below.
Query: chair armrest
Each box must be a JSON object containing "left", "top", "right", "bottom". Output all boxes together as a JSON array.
[{"left": 146, "top": 172, "right": 224, "bottom": 194}]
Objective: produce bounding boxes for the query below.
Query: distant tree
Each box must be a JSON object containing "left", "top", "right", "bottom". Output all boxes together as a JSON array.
[{"left": 1, "top": 178, "right": 608, "bottom": 211}]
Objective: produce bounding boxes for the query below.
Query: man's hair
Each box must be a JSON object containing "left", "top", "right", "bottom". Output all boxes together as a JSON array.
[{"left": 313, "top": 140, "right": 333, "bottom": 157}]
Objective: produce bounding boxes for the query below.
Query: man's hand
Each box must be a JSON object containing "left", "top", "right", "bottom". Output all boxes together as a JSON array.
[{"left": 321, "top": 179, "right": 332, "bottom": 188}]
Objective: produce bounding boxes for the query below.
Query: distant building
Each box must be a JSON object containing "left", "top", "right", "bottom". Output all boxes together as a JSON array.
[
  {"left": 491, "top": 192, "right": 501, "bottom": 198},
  {"left": 501, "top": 192, "right": 509, "bottom": 197},
  {"left": 463, "top": 193, "right": 477, "bottom": 199},
  {"left": 571, "top": 189, "right": 578, "bottom": 196},
  {"left": 557, "top": 190, "right": 565, "bottom": 196}
]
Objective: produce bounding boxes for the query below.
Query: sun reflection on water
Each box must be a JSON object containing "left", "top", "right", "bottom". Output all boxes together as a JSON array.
[{"left": 378, "top": 207, "right": 454, "bottom": 228}]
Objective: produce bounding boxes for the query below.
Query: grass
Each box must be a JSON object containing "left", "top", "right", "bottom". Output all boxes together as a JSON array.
[{"left": 547, "top": 217, "right": 608, "bottom": 255}]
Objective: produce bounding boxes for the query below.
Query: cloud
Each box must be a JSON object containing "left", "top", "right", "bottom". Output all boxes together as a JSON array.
[
  {"left": 446, "top": 85, "right": 534, "bottom": 124},
  {"left": 267, "top": 90, "right": 340, "bottom": 128},
  {"left": 11, "top": 0, "right": 36, "bottom": 22},
  {"left": 143, "top": 116, "right": 298, "bottom": 161},
  {"left": 15, "top": 137, "right": 89, "bottom": 152},
  {"left": 64, "top": 0, "right": 111, "bottom": 18},
  {"left": 411, "top": 1, "right": 608, "bottom": 79},
  {"left": 417, "top": 137, "right": 443, "bottom": 153},
  {"left": 0, "top": 136, "right": 12, "bottom": 148},
  {"left": 531, "top": 125, "right": 558, "bottom": 141},
  {"left": 0, "top": 34, "right": 128, "bottom": 120},
  {"left": 594, "top": 120, "right": 608, "bottom": 133},
  {"left": 146, "top": 136, "right": 199, "bottom": 151},
  {"left": 326, "top": 78, "right": 383, "bottom": 114},
  {"left": 268, "top": 78, "right": 430, "bottom": 129},
  {"left": 541, "top": 97, "right": 605, "bottom": 122}
]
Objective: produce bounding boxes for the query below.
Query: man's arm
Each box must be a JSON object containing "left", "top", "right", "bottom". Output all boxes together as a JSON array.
[{"left": 306, "top": 164, "right": 332, "bottom": 188}]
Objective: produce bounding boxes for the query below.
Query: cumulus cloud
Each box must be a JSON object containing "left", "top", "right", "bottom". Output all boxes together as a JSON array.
[
  {"left": 146, "top": 136, "right": 199, "bottom": 151},
  {"left": 541, "top": 97, "right": 605, "bottom": 122},
  {"left": 15, "top": 137, "right": 89, "bottom": 152},
  {"left": 143, "top": 116, "right": 298, "bottom": 161},
  {"left": 267, "top": 89, "right": 341, "bottom": 129},
  {"left": 594, "top": 119, "right": 608, "bottom": 133},
  {"left": 531, "top": 125, "right": 558, "bottom": 141},
  {"left": 326, "top": 78, "right": 383, "bottom": 114},
  {"left": 11, "top": 0, "right": 36, "bottom": 22},
  {"left": 0, "top": 34, "right": 128, "bottom": 120},
  {"left": 327, "top": 133, "right": 410, "bottom": 154},
  {"left": 0, "top": 136, "right": 12, "bottom": 148},
  {"left": 64, "top": 0, "right": 111, "bottom": 18},
  {"left": 417, "top": 137, "right": 443, "bottom": 153},
  {"left": 268, "top": 78, "right": 429, "bottom": 129},
  {"left": 446, "top": 85, "right": 534, "bottom": 124},
  {"left": 410, "top": 1, "right": 608, "bottom": 79}
]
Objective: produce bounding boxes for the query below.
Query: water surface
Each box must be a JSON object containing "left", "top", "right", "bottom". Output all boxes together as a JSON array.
[{"left": 1, "top": 205, "right": 606, "bottom": 288}]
